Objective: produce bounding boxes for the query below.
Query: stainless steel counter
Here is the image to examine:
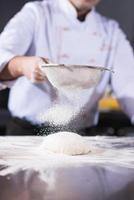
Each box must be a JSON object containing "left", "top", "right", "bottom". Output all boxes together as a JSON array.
[{"left": 0, "top": 136, "right": 134, "bottom": 200}]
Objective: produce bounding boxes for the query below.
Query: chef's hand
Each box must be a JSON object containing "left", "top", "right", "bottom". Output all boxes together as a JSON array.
[
  {"left": 0, "top": 56, "right": 51, "bottom": 83},
  {"left": 21, "top": 56, "right": 50, "bottom": 83}
]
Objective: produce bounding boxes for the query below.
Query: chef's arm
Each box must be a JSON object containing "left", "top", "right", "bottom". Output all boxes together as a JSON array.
[
  {"left": 0, "top": 3, "right": 43, "bottom": 89},
  {"left": 0, "top": 56, "right": 47, "bottom": 82},
  {"left": 111, "top": 28, "right": 134, "bottom": 124}
]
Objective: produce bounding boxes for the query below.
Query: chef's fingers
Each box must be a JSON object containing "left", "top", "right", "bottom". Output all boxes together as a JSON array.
[
  {"left": 31, "top": 69, "right": 48, "bottom": 83},
  {"left": 34, "top": 67, "right": 45, "bottom": 76},
  {"left": 31, "top": 74, "right": 46, "bottom": 83}
]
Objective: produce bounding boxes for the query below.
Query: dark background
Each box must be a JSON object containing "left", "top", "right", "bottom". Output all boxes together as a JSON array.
[
  {"left": 0, "top": 0, "right": 134, "bottom": 134},
  {"left": 1, "top": 0, "right": 134, "bottom": 43}
]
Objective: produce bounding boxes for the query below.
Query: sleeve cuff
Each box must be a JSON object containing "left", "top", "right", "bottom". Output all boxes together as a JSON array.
[
  {"left": 0, "top": 82, "right": 7, "bottom": 90},
  {"left": 0, "top": 51, "right": 17, "bottom": 90},
  {"left": 0, "top": 80, "right": 16, "bottom": 90},
  {"left": 0, "top": 51, "right": 16, "bottom": 72}
]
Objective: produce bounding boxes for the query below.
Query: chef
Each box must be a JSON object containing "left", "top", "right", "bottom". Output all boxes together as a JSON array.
[{"left": 0, "top": 0, "right": 134, "bottom": 135}]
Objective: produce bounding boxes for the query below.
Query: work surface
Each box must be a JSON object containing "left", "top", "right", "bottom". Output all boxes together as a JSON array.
[{"left": 0, "top": 136, "right": 134, "bottom": 200}]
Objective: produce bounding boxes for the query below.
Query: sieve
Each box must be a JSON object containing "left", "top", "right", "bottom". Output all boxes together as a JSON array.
[{"left": 39, "top": 63, "right": 114, "bottom": 91}]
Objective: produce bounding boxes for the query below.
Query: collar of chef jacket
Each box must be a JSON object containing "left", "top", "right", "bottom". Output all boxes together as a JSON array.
[{"left": 57, "top": 0, "right": 97, "bottom": 27}]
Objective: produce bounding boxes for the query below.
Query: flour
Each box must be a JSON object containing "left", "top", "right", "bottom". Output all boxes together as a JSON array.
[
  {"left": 37, "top": 87, "right": 95, "bottom": 128},
  {"left": 38, "top": 104, "right": 79, "bottom": 126}
]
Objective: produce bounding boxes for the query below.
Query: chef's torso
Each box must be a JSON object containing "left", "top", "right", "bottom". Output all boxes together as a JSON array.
[{"left": 5, "top": 0, "right": 118, "bottom": 128}]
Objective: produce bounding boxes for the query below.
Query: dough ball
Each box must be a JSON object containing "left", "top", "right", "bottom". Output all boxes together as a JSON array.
[{"left": 40, "top": 132, "right": 91, "bottom": 155}]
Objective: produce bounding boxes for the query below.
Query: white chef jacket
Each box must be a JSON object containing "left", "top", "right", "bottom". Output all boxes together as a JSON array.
[{"left": 0, "top": 0, "right": 134, "bottom": 128}]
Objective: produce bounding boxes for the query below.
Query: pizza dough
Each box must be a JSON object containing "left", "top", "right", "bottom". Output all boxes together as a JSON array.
[{"left": 40, "top": 131, "right": 91, "bottom": 155}]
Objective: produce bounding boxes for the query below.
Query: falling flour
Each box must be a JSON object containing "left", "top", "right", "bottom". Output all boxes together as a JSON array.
[
  {"left": 37, "top": 64, "right": 100, "bottom": 127},
  {"left": 38, "top": 104, "right": 79, "bottom": 126},
  {"left": 37, "top": 87, "right": 94, "bottom": 128}
]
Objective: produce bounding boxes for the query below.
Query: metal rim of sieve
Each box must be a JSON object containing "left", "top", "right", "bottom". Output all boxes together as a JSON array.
[{"left": 41, "top": 64, "right": 114, "bottom": 73}]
